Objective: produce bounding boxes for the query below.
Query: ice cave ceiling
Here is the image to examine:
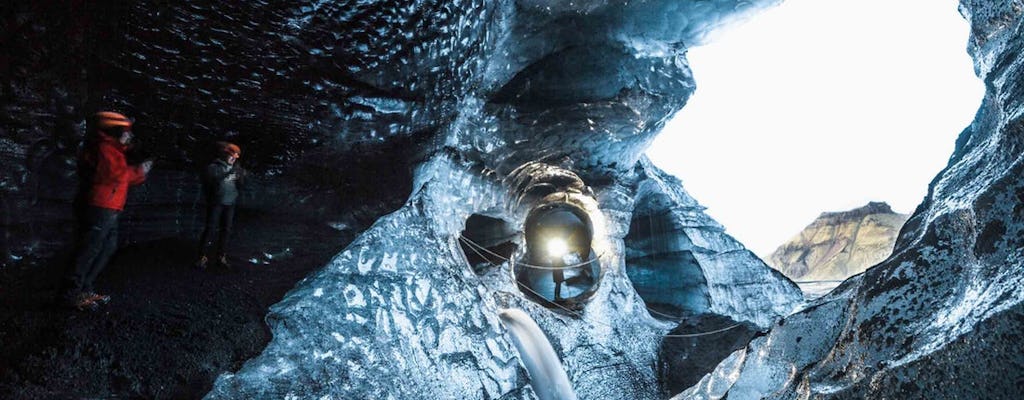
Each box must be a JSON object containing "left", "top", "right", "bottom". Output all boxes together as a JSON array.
[{"left": 2, "top": 0, "right": 1024, "bottom": 399}]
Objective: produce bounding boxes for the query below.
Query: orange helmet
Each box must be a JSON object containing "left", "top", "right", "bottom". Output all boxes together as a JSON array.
[
  {"left": 217, "top": 141, "right": 241, "bottom": 158},
  {"left": 93, "top": 111, "right": 133, "bottom": 130}
]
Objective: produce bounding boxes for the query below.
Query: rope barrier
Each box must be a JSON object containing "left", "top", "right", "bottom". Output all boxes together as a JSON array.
[
  {"left": 643, "top": 306, "right": 695, "bottom": 321},
  {"left": 459, "top": 235, "right": 506, "bottom": 266},
  {"left": 458, "top": 234, "right": 599, "bottom": 270},
  {"left": 458, "top": 234, "right": 743, "bottom": 339},
  {"left": 663, "top": 323, "right": 742, "bottom": 338}
]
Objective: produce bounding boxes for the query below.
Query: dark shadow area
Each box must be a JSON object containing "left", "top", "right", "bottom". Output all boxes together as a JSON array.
[
  {"left": 458, "top": 214, "right": 518, "bottom": 275},
  {"left": 658, "top": 313, "right": 760, "bottom": 397},
  {"left": 0, "top": 210, "right": 355, "bottom": 399},
  {"left": 1, "top": 3, "right": 424, "bottom": 396}
]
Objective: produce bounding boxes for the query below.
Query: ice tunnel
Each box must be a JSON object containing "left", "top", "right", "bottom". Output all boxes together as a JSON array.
[
  {"left": 514, "top": 200, "right": 601, "bottom": 308},
  {"left": 455, "top": 161, "right": 607, "bottom": 310}
]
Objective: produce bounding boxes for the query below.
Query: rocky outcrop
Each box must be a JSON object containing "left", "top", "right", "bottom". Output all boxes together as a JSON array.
[
  {"left": 767, "top": 202, "right": 909, "bottom": 281},
  {"left": 677, "top": 0, "right": 1024, "bottom": 398}
]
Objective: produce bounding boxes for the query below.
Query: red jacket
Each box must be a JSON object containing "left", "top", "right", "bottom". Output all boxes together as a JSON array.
[{"left": 85, "top": 134, "right": 146, "bottom": 211}]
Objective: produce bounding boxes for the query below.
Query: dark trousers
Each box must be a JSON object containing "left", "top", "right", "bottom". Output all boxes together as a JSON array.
[
  {"left": 553, "top": 269, "right": 564, "bottom": 300},
  {"left": 63, "top": 206, "right": 120, "bottom": 299},
  {"left": 199, "top": 204, "right": 235, "bottom": 258}
]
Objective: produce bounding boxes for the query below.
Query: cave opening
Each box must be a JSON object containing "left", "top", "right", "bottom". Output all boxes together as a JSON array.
[
  {"left": 458, "top": 214, "right": 518, "bottom": 275},
  {"left": 513, "top": 201, "right": 601, "bottom": 310},
  {"left": 646, "top": 0, "right": 984, "bottom": 287},
  {"left": 624, "top": 200, "right": 711, "bottom": 320}
]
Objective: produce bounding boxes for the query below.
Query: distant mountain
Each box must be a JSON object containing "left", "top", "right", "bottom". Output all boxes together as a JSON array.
[{"left": 767, "top": 202, "right": 909, "bottom": 281}]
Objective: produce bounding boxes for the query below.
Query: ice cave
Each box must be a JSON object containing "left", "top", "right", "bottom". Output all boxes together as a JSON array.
[{"left": 1, "top": 0, "right": 1023, "bottom": 399}]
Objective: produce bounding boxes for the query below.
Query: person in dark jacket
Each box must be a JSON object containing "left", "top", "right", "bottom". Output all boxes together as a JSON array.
[
  {"left": 196, "top": 141, "right": 245, "bottom": 269},
  {"left": 61, "top": 111, "right": 153, "bottom": 310}
]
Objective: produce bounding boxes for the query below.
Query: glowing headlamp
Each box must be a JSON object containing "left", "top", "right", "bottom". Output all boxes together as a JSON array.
[{"left": 544, "top": 237, "right": 569, "bottom": 259}]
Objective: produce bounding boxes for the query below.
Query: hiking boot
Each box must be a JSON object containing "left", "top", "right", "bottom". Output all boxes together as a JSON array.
[
  {"left": 195, "top": 255, "right": 208, "bottom": 270},
  {"left": 217, "top": 255, "right": 231, "bottom": 270},
  {"left": 84, "top": 292, "right": 111, "bottom": 305}
]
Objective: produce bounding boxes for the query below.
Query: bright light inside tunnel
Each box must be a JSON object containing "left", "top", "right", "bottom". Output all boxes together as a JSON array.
[
  {"left": 545, "top": 237, "right": 570, "bottom": 259},
  {"left": 647, "top": 0, "right": 984, "bottom": 257}
]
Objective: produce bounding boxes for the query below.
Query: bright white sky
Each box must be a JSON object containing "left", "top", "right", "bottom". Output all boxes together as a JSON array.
[{"left": 647, "top": 0, "right": 984, "bottom": 257}]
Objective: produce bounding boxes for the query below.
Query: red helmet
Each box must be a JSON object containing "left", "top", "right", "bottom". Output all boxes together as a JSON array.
[
  {"left": 217, "top": 141, "right": 241, "bottom": 158},
  {"left": 93, "top": 111, "right": 133, "bottom": 130}
]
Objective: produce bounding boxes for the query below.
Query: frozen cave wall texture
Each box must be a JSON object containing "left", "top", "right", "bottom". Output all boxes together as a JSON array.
[
  {"left": 204, "top": 157, "right": 803, "bottom": 399},
  {"left": 2, "top": 0, "right": 779, "bottom": 263},
  {"left": 678, "top": 1, "right": 1024, "bottom": 399},
  {"left": 4, "top": 0, "right": 800, "bottom": 398},
  {"left": 203, "top": 0, "right": 807, "bottom": 398},
  {"left": 10, "top": 0, "right": 1022, "bottom": 398}
]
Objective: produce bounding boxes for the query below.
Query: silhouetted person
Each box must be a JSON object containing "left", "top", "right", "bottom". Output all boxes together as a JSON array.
[
  {"left": 196, "top": 141, "right": 245, "bottom": 269},
  {"left": 553, "top": 267, "right": 565, "bottom": 301},
  {"left": 60, "top": 112, "right": 153, "bottom": 310}
]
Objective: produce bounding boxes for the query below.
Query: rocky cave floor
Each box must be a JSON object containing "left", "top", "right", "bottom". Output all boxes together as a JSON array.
[{"left": 0, "top": 210, "right": 356, "bottom": 399}]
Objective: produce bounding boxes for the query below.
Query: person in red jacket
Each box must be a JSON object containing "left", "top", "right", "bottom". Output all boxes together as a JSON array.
[{"left": 60, "top": 111, "right": 153, "bottom": 310}]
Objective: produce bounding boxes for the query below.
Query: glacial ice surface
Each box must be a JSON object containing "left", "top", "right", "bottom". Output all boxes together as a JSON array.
[
  {"left": 208, "top": 151, "right": 802, "bottom": 398},
  {"left": 192, "top": 0, "right": 805, "bottom": 398}
]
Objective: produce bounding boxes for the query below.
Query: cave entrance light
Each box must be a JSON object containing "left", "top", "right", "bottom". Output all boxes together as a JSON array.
[
  {"left": 647, "top": 0, "right": 984, "bottom": 259},
  {"left": 514, "top": 201, "right": 601, "bottom": 309}
]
